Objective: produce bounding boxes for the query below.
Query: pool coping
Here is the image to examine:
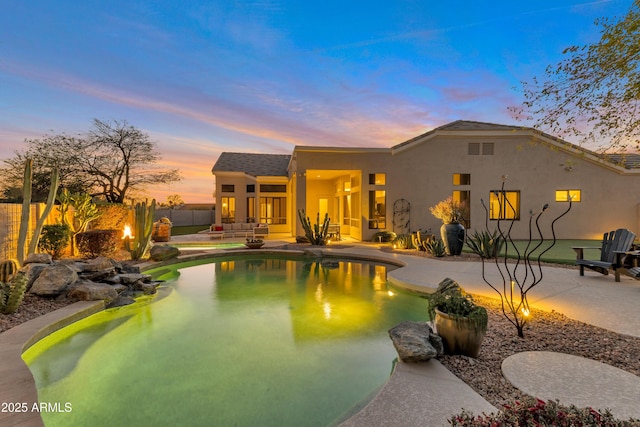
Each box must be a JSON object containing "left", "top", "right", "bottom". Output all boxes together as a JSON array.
[{"left": 0, "top": 247, "right": 472, "bottom": 427}]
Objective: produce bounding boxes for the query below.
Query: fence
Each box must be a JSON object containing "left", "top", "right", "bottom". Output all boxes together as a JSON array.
[
  {"left": 155, "top": 209, "right": 215, "bottom": 227},
  {"left": 0, "top": 203, "right": 57, "bottom": 261}
]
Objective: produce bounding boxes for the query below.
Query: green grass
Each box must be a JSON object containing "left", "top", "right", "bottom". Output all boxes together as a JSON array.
[
  {"left": 465, "top": 239, "right": 599, "bottom": 265},
  {"left": 170, "top": 225, "right": 209, "bottom": 236}
]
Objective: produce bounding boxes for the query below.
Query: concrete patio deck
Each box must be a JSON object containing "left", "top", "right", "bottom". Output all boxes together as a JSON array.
[{"left": 2, "top": 235, "right": 639, "bottom": 426}]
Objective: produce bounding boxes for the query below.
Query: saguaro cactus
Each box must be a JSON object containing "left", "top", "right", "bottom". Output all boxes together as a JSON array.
[
  {"left": 16, "top": 159, "right": 60, "bottom": 265},
  {"left": 125, "top": 199, "right": 156, "bottom": 260}
]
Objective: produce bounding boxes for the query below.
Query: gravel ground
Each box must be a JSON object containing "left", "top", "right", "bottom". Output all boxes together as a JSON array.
[{"left": 2, "top": 248, "right": 640, "bottom": 411}]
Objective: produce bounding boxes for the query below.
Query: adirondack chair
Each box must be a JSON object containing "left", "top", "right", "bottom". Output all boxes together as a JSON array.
[{"left": 572, "top": 228, "right": 636, "bottom": 282}]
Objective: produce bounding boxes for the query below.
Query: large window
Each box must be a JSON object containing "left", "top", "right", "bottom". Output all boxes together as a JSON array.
[
  {"left": 259, "top": 197, "right": 286, "bottom": 224},
  {"left": 555, "top": 190, "right": 581, "bottom": 202},
  {"left": 368, "top": 190, "right": 386, "bottom": 229},
  {"left": 221, "top": 197, "right": 236, "bottom": 223},
  {"left": 247, "top": 197, "right": 256, "bottom": 223},
  {"left": 489, "top": 191, "right": 520, "bottom": 220}
]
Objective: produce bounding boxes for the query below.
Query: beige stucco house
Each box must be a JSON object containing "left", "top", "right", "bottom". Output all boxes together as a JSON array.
[{"left": 212, "top": 120, "right": 640, "bottom": 241}]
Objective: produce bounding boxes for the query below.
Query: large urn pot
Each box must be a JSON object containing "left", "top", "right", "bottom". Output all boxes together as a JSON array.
[{"left": 440, "top": 223, "right": 465, "bottom": 256}]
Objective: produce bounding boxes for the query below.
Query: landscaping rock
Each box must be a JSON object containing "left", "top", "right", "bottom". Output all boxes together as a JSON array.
[
  {"left": 136, "top": 282, "right": 160, "bottom": 295},
  {"left": 24, "top": 253, "right": 52, "bottom": 264},
  {"left": 150, "top": 245, "right": 180, "bottom": 261},
  {"left": 29, "top": 264, "right": 79, "bottom": 296},
  {"left": 118, "top": 273, "right": 153, "bottom": 285},
  {"left": 67, "top": 281, "right": 118, "bottom": 303},
  {"left": 21, "top": 263, "right": 49, "bottom": 291},
  {"left": 389, "top": 321, "right": 444, "bottom": 362},
  {"left": 82, "top": 256, "right": 115, "bottom": 272}
]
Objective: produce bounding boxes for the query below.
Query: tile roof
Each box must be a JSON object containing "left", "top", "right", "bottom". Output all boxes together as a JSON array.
[{"left": 212, "top": 152, "right": 291, "bottom": 176}]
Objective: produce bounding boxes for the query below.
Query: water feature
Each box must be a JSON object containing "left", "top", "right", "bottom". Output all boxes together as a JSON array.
[{"left": 24, "top": 255, "right": 428, "bottom": 427}]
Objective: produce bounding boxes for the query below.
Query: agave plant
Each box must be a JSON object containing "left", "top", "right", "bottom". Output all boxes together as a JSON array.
[{"left": 466, "top": 230, "right": 504, "bottom": 259}]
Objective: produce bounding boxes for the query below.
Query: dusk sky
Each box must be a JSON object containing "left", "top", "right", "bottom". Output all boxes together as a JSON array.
[{"left": 0, "top": 0, "right": 633, "bottom": 203}]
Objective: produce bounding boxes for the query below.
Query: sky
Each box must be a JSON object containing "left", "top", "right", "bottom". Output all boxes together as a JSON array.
[{"left": 0, "top": 0, "right": 633, "bottom": 203}]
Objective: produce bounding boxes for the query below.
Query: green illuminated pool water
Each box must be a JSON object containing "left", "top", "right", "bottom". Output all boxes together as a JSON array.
[{"left": 24, "top": 256, "right": 428, "bottom": 427}]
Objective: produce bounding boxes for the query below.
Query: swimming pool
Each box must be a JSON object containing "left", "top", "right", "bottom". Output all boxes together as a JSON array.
[{"left": 24, "top": 255, "right": 427, "bottom": 426}]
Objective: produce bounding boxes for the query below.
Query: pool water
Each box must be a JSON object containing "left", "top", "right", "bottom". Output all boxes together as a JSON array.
[{"left": 24, "top": 256, "right": 428, "bottom": 427}]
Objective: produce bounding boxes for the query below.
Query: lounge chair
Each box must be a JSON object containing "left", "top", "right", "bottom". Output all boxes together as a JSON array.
[{"left": 572, "top": 228, "right": 636, "bottom": 282}]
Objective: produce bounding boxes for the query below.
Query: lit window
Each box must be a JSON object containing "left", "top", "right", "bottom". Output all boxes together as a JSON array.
[
  {"left": 221, "top": 197, "right": 236, "bottom": 223},
  {"left": 555, "top": 190, "right": 581, "bottom": 202},
  {"left": 489, "top": 191, "right": 520, "bottom": 220},
  {"left": 453, "top": 173, "right": 471, "bottom": 185},
  {"left": 369, "top": 173, "right": 386, "bottom": 185},
  {"left": 368, "top": 190, "right": 386, "bottom": 229}
]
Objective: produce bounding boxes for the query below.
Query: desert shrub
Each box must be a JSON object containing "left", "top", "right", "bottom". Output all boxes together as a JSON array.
[
  {"left": 90, "top": 203, "right": 131, "bottom": 231},
  {"left": 451, "top": 397, "right": 640, "bottom": 426},
  {"left": 38, "top": 224, "right": 71, "bottom": 259},
  {"left": 76, "top": 229, "right": 120, "bottom": 258},
  {"left": 392, "top": 233, "right": 415, "bottom": 249}
]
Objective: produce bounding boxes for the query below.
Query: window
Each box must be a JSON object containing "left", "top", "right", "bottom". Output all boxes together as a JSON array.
[
  {"left": 343, "top": 194, "right": 351, "bottom": 225},
  {"left": 489, "top": 191, "right": 520, "bottom": 220},
  {"left": 247, "top": 197, "right": 256, "bottom": 222},
  {"left": 246, "top": 184, "right": 255, "bottom": 193},
  {"left": 221, "top": 184, "right": 235, "bottom": 192},
  {"left": 368, "top": 190, "right": 386, "bottom": 229},
  {"left": 482, "top": 142, "right": 494, "bottom": 155},
  {"left": 468, "top": 143, "right": 494, "bottom": 155},
  {"left": 453, "top": 173, "right": 471, "bottom": 185},
  {"left": 555, "top": 190, "right": 581, "bottom": 202},
  {"left": 369, "top": 173, "right": 386, "bottom": 185},
  {"left": 259, "top": 197, "right": 286, "bottom": 224},
  {"left": 220, "top": 197, "right": 236, "bottom": 223},
  {"left": 260, "top": 184, "right": 286, "bottom": 192}
]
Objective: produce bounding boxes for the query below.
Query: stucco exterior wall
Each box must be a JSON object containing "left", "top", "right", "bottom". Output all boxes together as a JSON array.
[{"left": 293, "top": 134, "right": 640, "bottom": 240}]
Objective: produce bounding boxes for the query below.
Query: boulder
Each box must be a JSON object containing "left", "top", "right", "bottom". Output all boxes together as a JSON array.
[
  {"left": 24, "top": 253, "right": 52, "bottom": 264},
  {"left": 29, "top": 264, "right": 79, "bottom": 296},
  {"left": 82, "top": 257, "right": 115, "bottom": 272},
  {"left": 118, "top": 273, "right": 153, "bottom": 285},
  {"left": 136, "top": 282, "right": 160, "bottom": 295},
  {"left": 20, "top": 263, "right": 49, "bottom": 291},
  {"left": 67, "top": 281, "right": 118, "bottom": 303},
  {"left": 388, "top": 321, "right": 444, "bottom": 363},
  {"left": 107, "top": 295, "right": 136, "bottom": 308},
  {"left": 150, "top": 245, "right": 180, "bottom": 261}
]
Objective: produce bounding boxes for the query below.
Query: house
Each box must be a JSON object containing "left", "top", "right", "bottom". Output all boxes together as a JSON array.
[{"left": 212, "top": 120, "right": 640, "bottom": 240}]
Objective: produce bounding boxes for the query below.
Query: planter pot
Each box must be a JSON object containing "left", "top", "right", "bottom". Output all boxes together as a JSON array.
[
  {"left": 152, "top": 222, "right": 171, "bottom": 242},
  {"left": 244, "top": 242, "right": 265, "bottom": 249},
  {"left": 434, "top": 309, "right": 486, "bottom": 358},
  {"left": 440, "top": 223, "right": 465, "bottom": 256}
]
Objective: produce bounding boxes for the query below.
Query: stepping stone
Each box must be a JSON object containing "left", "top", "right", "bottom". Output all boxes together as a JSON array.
[{"left": 502, "top": 351, "right": 640, "bottom": 421}]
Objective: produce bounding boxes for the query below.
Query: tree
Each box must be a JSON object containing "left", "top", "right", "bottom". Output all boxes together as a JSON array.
[
  {"left": 0, "top": 119, "right": 181, "bottom": 202},
  {"left": 159, "top": 194, "right": 184, "bottom": 209},
  {"left": 86, "top": 119, "right": 180, "bottom": 203},
  {"left": 512, "top": 2, "right": 640, "bottom": 150}
]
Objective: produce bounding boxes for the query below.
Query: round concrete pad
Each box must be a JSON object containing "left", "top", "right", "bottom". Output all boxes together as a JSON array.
[{"left": 502, "top": 351, "right": 640, "bottom": 421}]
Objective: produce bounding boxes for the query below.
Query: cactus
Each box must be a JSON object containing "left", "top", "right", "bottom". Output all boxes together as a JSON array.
[
  {"left": 412, "top": 231, "right": 435, "bottom": 251},
  {"left": 0, "top": 259, "right": 18, "bottom": 283},
  {"left": 297, "top": 209, "right": 330, "bottom": 245},
  {"left": 0, "top": 272, "right": 28, "bottom": 314},
  {"left": 125, "top": 199, "right": 156, "bottom": 260},
  {"left": 17, "top": 159, "right": 60, "bottom": 265},
  {"left": 424, "top": 238, "right": 446, "bottom": 257}
]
